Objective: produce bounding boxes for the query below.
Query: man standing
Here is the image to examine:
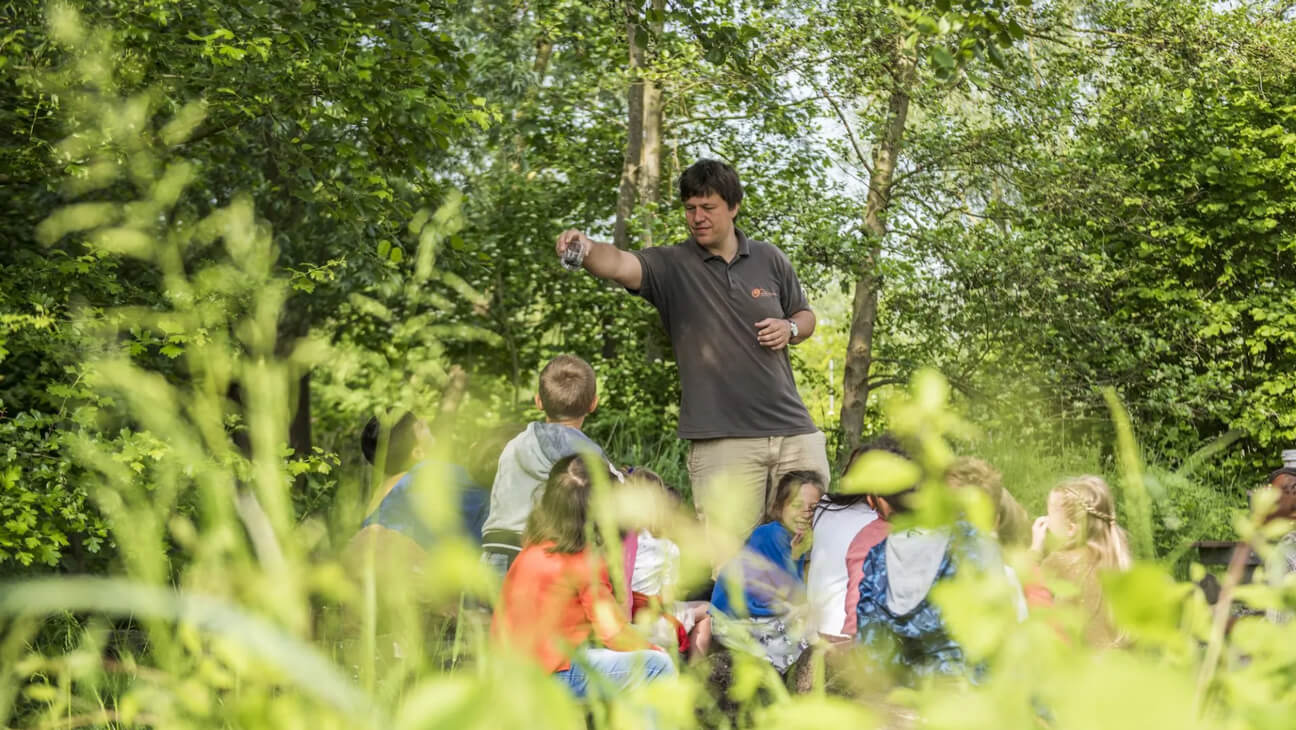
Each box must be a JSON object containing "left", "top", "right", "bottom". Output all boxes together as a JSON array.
[{"left": 556, "top": 159, "right": 829, "bottom": 541}]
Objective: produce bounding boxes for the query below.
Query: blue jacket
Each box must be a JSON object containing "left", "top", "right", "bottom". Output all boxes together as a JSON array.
[
  {"left": 855, "top": 521, "right": 996, "bottom": 680},
  {"left": 361, "top": 461, "right": 489, "bottom": 548},
  {"left": 711, "top": 522, "right": 807, "bottom": 618}
]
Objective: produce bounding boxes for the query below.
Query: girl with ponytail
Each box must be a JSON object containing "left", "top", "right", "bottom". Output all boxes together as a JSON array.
[{"left": 1029, "top": 475, "right": 1133, "bottom": 647}]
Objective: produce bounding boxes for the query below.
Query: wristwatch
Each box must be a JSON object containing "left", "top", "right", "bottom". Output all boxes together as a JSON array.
[{"left": 786, "top": 319, "right": 799, "bottom": 340}]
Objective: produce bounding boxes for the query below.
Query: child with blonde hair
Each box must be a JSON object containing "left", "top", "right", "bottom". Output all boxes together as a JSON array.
[
  {"left": 711, "top": 470, "right": 826, "bottom": 673},
  {"left": 1030, "top": 475, "right": 1133, "bottom": 646}
]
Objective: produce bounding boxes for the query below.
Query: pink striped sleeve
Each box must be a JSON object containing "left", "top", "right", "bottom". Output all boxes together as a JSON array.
[{"left": 839, "top": 520, "right": 891, "bottom": 636}]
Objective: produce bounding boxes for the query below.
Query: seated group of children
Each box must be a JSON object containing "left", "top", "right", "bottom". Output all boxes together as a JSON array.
[
  {"left": 356, "top": 353, "right": 1140, "bottom": 701},
  {"left": 355, "top": 355, "right": 706, "bottom": 693},
  {"left": 711, "top": 435, "right": 1135, "bottom": 686}
]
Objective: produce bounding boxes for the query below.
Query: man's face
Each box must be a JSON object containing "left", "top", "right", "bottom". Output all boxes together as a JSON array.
[{"left": 683, "top": 192, "right": 738, "bottom": 247}]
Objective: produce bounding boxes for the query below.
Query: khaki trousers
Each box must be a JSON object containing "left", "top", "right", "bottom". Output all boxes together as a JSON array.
[{"left": 688, "top": 431, "right": 831, "bottom": 549}]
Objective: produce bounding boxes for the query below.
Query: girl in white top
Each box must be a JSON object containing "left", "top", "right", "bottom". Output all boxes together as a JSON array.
[
  {"left": 806, "top": 494, "right": 879, "bottom": 641},
  {"left": 624, "top": 467, "right": 712, "bottom": 657},
  {"left": 631, "top": 529, "right": 681, "bottom": 595}
]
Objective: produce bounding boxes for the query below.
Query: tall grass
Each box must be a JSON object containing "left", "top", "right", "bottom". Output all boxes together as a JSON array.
[{"left": 5, "top": 8, "right": 1296, "bottom": 730}]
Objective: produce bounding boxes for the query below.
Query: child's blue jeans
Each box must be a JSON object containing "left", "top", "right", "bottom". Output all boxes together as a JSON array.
[{"left": 553, "top": 647, "right": 675, "bottom": 699}]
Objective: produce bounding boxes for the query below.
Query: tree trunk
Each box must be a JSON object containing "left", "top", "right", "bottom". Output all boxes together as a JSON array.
[
  {"left": 838, "top": 42, "right": 918, "bottom": 466},
  {"left": 637, "top": 0, "right": 665, "bottom": 248},
  {"left": 533, "top": 37, "right": 554, "bottom": 77},
  {"left": 289, "top": 372, "right": 311, "bottom": 459},
  {"left": 638, "top": 83, "right": 663, "bottom": 247},
  {"left": 640, "top": 75, "right": 664, "bottom": 367},
  {"left": 612, "top": 0, "right": 646, "bottom": 251}
]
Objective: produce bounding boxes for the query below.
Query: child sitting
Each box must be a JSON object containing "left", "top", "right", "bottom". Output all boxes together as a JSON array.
[
  {"left": 623, "top": 467, "right": 712, "bottom": 658},
  {"left": 346, "top": 410, "right": 491, "bottom": 660},
  {"left": 854, "top": 461, "right": 1013, "bottom": 682},
  {"left": 837, "top": 436, "right": 912, "bottom": 640},
  {"left": 481, "top": 354, "right": 618, "bottom": 575},
  {"left": 710, "top": 470, "right": 825, "bottom": 673},
  {"left": 1029, "top": 475, "right": 1133, "bottom": 647},
  {"left": 354, "top": 410, "right": 490, "bottom": 551},
  {"left": 492, "top": 454, "right": 674, "bottom": 697},
  {"left": 806, "top": 442, "right": 890, "bottom": 644},
  {"left": 945, "top": 456, "right": 1031, "bottom": 549}
]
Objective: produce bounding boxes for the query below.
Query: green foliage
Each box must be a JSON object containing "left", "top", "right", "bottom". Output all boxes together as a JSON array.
[
  {"left": 1, "top": 0, "right": 491, "bottom": 567},
  {"left": 0, "top": 411, "right": 106, "bottom": 570},
  {"left": 891, "top": 0, "right": 1030, "bottom": 79},
  {"left": 4, "top": 0, "right": 1296, "bottom": 728},
  {"left": 857, "top": 0, "right": 1295, "bottom": 511},
  {"left": 1024, "top": 4, "right": 1296, "bottom": 473}
]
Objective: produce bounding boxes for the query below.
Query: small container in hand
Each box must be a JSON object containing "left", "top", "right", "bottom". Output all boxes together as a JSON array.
[{"left": 560, "top": 242, "right": 585, "bottom": 271}]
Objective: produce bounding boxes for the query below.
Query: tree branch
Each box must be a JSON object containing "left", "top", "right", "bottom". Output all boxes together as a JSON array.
[{"left": 800, "top": 72, "right": 872, "bottom": 177}]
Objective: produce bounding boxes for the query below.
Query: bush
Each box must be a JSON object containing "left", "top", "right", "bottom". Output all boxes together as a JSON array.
[{"left": 6, "top": 7, "right": 1296, "bottom": 730}]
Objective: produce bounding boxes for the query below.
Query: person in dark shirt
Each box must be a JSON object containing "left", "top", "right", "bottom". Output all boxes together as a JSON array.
[{"left": 554, "top": 159, "right": 830, "bottom": 551}]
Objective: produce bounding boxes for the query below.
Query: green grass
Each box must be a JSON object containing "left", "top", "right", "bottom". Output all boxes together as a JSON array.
[
  {"left": 6, "top": 11, "right": 1293, "bottom": 729},
  {"left": 961, "top": 435, "right": 1105, "bottom": 516}
]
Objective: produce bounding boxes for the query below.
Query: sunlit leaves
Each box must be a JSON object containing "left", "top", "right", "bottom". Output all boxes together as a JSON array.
[{"left": 842, "top": 450, "right": 922, "bottom": 495}]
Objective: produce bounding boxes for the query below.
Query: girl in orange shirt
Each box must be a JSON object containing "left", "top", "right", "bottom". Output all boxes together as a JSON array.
[{"left": 492, "top": 454, "right": 674, "bottom": 697}]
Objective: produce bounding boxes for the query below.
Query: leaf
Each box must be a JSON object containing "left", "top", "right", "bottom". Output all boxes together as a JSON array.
[
  {"left": 1103, "top": 562, "right": 1193, "bottom": 648},
  {"left": 0, "top": 577, "right": 378, "bottom": 720},
  {"left": 35, "top": 203, "right": 119, "bottom": 244},
  {"left": 841, "top": 450, "right": 921, "bottom": 495},
  {"left": 932, "top": 47, "right": 956, "bottom": 69}
]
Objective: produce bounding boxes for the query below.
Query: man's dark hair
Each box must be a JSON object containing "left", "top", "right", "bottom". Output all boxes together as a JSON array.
[
  {"left": 678, "top": 159, "right": 743, "bottom": 209},
  {"left": 767, "top": 469, "right": 826, "bottom": 522},
  {"left": 361, "top": 411, "right": 423, "bottom": 477}
]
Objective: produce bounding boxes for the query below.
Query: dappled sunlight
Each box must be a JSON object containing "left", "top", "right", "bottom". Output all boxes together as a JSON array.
[{"left": 3, "top": 2, "right": 1296, "bottom": 730}]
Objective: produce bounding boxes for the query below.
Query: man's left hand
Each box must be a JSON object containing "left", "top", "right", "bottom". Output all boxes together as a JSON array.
[{"left": 755, "top": 318, "right": 791, "bottom": 350}]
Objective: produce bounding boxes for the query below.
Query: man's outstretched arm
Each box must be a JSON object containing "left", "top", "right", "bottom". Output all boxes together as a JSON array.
[{"left": 556, "top": 229, "right": 643, "bottom": 291}]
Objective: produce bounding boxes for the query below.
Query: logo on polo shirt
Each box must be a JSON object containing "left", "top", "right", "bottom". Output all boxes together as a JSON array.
[{"left": 751, "top": 288, "right": 775, "bottom": 298}]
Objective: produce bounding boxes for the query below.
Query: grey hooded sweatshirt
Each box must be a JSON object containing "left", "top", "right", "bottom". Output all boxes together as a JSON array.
[{"left": 480, "top": 422, "right": 614, "bottom": 538}]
